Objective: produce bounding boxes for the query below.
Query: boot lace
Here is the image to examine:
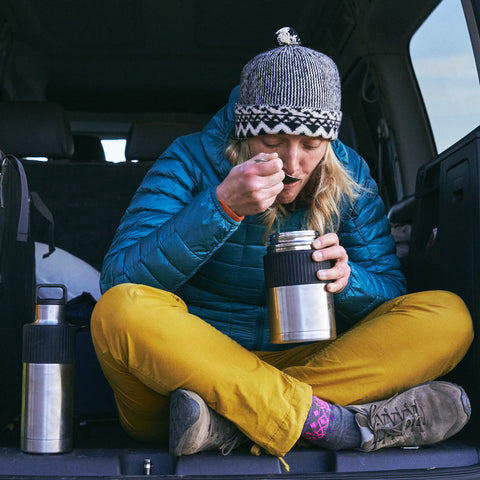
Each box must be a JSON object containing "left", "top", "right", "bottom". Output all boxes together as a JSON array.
[
  {"left": 205, "top": 411, "right": 246, "bottom": 455},
  {"left": 220, "top": 431, "right": 247, "bottom": 456},
  {"left": 367, "top": 399, "right": 426, "bottom": 447}
]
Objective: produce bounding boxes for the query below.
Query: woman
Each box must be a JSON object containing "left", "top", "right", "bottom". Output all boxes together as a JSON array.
[{"left": 92, "top": 28, "right": 473, "bottom": 459}]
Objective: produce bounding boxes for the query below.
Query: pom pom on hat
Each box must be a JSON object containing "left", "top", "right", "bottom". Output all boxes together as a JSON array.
[
  {"left": 275, "top": 27, "right": 301, "bottom": 46},
  {"left": 235, "top": 27, "right": 342, "bottom": 140}
]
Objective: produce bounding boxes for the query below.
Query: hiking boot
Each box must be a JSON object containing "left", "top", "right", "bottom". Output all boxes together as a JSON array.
[
  {"left": 169, "top": 389, "right": 247, "bottom": 456},
  {"left": 347, "top": 381, "right": 471, "bottom": 452}
]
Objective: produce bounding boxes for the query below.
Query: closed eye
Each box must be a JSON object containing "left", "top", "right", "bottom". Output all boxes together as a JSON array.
[
  {"left": 303, "top": 141, "right": 322, "bottom": 150},
  {"left": 263, "top": 142, "right": 280, "bottom": 149}
]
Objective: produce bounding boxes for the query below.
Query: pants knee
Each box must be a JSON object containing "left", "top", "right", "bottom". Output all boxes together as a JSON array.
[
  {"left": 407, "top": 290, "right": 473, "bottom": 354},
  {"left": 91, "top": 283, "right": 188, "bottom": 352},
  {"left": 92, "top": 283, "right": 138, "bottom": 338}
]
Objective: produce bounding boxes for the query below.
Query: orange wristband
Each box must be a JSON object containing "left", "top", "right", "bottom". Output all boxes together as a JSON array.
[{"left": 218, "top": 199, "right": 244, "bottom": 222}]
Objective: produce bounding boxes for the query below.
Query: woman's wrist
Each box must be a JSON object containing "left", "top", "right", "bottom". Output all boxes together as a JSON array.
[{"left": 217, "top": 198, "right": 244, "bottom": 222}]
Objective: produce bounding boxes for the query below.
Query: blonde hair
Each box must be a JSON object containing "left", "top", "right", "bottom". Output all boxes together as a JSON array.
[{"left": 225, "top": 139, "right": 359, "bottom": 238}]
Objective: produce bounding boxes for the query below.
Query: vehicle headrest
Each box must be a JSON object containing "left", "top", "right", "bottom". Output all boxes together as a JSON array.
[
  {"left": 0, "top": 102, "right": 74, "bottom": 159},
  {"left": 125, "top": 122, "right": 202, "bottom": 162},
  {"left": 72, "top": 134, "right": 106, "bottom": 162}
]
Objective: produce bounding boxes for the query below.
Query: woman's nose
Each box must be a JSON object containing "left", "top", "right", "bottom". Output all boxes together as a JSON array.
[{"left": 282, "top": 144, "right": 300, "bottom": 174}]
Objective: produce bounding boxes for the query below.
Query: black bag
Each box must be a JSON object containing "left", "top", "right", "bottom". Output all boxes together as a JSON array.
[{"left": 0, "top": 151, "right": 54, "bottom": 430}]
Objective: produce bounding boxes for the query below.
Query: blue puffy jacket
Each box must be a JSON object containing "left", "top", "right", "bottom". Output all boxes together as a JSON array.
[{"left": 100, "top": 87, "right": 406, "bottom": 351}]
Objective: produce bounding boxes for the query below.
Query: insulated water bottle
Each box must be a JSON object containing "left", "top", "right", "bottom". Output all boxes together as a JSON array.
[{"left": 21, "top": 284, "right": 75, "bottom": 453}]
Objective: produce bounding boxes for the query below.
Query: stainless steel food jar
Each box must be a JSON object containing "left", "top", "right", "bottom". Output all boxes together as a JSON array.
[{"left": 263, "top": 230, "right": 336, "bottom": 344}]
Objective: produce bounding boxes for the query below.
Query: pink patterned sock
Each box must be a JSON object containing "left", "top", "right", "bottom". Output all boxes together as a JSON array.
[
  {"left": 301, "top": 396, "right": 361, "bottom": 450},
  {"left": 301, "top": 396, "right": 331, "bottom": 442}
]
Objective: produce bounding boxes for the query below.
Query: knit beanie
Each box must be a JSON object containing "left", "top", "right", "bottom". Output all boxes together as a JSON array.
[{"left": 235, "top": 27, "right": 342, "bottom": 140}]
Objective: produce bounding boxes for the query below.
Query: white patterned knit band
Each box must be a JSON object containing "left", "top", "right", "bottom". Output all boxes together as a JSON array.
[{"left": 235, "top": 105, "right": 342, "bottom": 139}]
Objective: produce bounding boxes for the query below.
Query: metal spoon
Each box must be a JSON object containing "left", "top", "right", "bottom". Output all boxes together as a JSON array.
[
  {"left": 254, "top": 157, "right": 301, "bottom": 184},
  {"left": 282, "top": 172, "right": 301, "bottom": 184}
]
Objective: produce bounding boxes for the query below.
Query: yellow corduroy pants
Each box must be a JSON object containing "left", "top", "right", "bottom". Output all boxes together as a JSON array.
[{"left": 91, "top": 283, "right": 473, "bottom": 457}]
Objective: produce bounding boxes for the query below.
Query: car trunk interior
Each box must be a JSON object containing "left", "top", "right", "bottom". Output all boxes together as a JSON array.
[{"left": 0, "top": 0, "right": 480, "bottom": 477}]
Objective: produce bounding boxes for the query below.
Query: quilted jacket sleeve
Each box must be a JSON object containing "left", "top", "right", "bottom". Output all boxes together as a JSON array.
[
  {"left": 99, "top": 138, "right": 240, "bottom": 294},
  {"left": 333, "top": 142, "right": 407, "bottom": 327}
]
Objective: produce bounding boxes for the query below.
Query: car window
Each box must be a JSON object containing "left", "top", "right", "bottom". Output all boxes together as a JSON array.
[
  {"left": 101, "top": 139, "right": 127, "bottom": 162},
  {"left": 410, "top": 0, "right": 480, "bottom": 153}
]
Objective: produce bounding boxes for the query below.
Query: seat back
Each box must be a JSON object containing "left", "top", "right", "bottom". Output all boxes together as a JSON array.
[
  {"left": 125, "top": 121, "right": 204, "bottom": 162},
  {"left": 0, "top": 102, "right": 74, "bottom": 159}
]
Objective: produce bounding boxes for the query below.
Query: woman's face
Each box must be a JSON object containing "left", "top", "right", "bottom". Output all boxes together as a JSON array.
[{"left": 247, "top": 134, "right": 329, "bottom": 205}]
